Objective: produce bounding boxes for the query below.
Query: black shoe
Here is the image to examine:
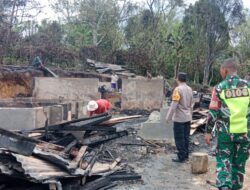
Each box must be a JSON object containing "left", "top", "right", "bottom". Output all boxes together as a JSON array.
[
  {"left": 172, "top": 158, "right": 185, "bottom": 163},
  {"left": 218, "top": 186, "right": 231, "bottom": 190}
]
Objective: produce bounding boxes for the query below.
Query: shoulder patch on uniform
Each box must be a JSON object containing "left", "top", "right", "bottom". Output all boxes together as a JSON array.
[
  {"left": 172, "top": 88, "right": 181, "bottom": 101},
  {"left": 209, "top": 87, "right": 221, "bottom": 110}
]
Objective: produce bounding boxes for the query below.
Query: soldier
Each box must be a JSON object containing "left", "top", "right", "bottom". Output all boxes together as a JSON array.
[{"left": 205, "top": 58, "right": 250, "bottom": 190}]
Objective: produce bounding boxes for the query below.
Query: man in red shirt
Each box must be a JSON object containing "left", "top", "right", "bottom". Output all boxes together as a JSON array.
[{"left": 87, "top": 99, "right": 112, "bottom": 117}]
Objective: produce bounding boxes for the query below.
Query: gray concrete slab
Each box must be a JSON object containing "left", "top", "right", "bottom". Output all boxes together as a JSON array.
[
  {"left": 48, "top": 105, "right": 63, "bottom": 125},
  {"left": 122, "top": 78, "right": 164, "bottom": 110},
  {"left": 0, "top": 107, "right": 46, "bottom": 130},
  {"left": 138, "top": 122, "right": 170, "bottom": 141},
  {"left": 33, "top": 77, "right": 100, "bottom": 101},
  {"left": 138, "top": 107, "right": 174, "bottom": 142}
]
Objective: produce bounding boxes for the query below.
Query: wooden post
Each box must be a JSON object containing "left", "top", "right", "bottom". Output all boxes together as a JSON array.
[
  {"left": 67, "top": 111, "right": 72, "bottom": 121},
  {"left": 191, "top": 152, "right": 208, "bottom": 174},
  {"left": 49, "top": 184, "right": 57, "bottom": 190}
]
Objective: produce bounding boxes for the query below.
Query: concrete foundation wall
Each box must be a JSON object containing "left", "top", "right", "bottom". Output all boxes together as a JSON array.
[
  {"left": 0, "top": 104, "right": 68, "bottom": 130},
  {"left": 121, "top": 78, "right": 164, "bottom": 110},
  {"left": 138, "top": 107, "right": 174, "bottom": 142},
  {"left": 43, "top": 105, "right": 64, "bottom": 125},
  {"left": 0, "top": 107, "right": 47, "bottom": 130},
  {"left": 33, "top": 77, "right": 100, "bottom": 101}
]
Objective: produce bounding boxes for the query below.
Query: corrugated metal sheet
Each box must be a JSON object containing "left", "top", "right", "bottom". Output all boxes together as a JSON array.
[
  {"left": 12, "top": 153, "right": 70, "bottom": 181},
  {"left": 0, "top": 164, "right": 13, "bottom": 175}
]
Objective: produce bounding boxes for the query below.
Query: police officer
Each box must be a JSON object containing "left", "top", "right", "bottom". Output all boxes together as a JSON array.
[
  {"left": 166, "top": 72, "right": 193, "bottom": 162},
  {"left": 205, "top": 58, "right": 250, "bottom": 190}
]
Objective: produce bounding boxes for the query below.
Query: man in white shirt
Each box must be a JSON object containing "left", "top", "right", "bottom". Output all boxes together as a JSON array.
[{"left": 111, "top": 72, "right": 118, "bottom": 91}]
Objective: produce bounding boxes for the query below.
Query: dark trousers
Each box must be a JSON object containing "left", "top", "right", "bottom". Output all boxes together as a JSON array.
[{"left": 173, "top": 121, "right": 191, "bottom": 161}]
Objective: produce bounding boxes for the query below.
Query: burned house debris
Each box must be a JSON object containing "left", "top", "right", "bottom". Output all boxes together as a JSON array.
[
  {"left": 0, "top": 113, "right": 145, "bottom": 190},
  {"left": 2, "top": 63, "right": 248, "bottom": 190}
]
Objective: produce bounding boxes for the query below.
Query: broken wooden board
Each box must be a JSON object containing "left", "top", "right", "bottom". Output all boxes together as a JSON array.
[
  {"left": 191, "top": 118, "right": 207, "bottom": 129},
  {"left": 101, "top": 115, "right": 142, "bottom": 125},
  {"left": 0, "top": 128, "right": 64, "bottom": 156},
  {"left": 69, "top": 146, "right": 88, "bottom": 169},
  {"left": 190, "top": 118, "right": 207, "bottom": 135},
  {"left": 90, "top": 158, "right": 121, "bottom": 175},
  {"left": 193, "top": 109, "right": 209, "bottom": 117}
]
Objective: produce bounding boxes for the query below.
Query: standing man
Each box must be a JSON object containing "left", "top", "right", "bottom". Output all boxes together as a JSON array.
[
  {"left": 205, "top": 59, "right": 250, "bottom": 190},
  {"left": 166, "top": 72, "right": 193, "bottom": 162},
  {"left": 111, "top": 72, "right": 118, "bottom": 91},
  {"left": 87, "top": 99, "right": 112, "bottom": 117}
]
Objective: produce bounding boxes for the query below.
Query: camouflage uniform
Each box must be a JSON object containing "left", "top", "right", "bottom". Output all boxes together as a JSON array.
[{"left": 206, "top": 75, "right": 250, "bottom": 190}]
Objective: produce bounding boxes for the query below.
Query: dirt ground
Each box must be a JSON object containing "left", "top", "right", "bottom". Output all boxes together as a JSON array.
[
  {"left": 111, "top": 132, "right": 250, "bottom": 190},
  {"left": 116, "top": 153, "right": 250, "bottom": 190}
]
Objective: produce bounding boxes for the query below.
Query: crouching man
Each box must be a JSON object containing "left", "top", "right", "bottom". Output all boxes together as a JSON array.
[{"left": 87, "top": 99, "right": 112, "bottom": 117}]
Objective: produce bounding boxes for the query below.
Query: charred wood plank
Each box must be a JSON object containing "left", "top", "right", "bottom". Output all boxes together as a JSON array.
[
  {"left": 53, "top": 134, "right": 76, "bottom": 146},
  {"left": 86, "top": 145, "right": 104, "bottom": 175},
  {"left": 109, "top": 173, "right": 142, "bottom": 181},
  {"left": 32, "top": 113, "right": 110, "bottom": 131},
  {"left": 82, "top": 131, "right": 128, "bottom": 145},
  {"left": 66, "top": 115, "right": 112, "bottom": 130},
  {"left": 33, "top": 147, "right": 71, "bottom": 170},
  {"left": 50, "top": 126, "right": 116, "bottom": 132},
  {"left": 46, "top": 115, "right": 112, "bottom": 131},
  {"left": 79, "top": 177, "right": 111, "bottom": 190},
  {"left": 119, "top": 143, "right": 148, "bottom": 146},
  {"left": 98, "top": 183, "right": 117, "bottom": 190},
  {"left": 0, "top": 128, "right": 64, "bottom": 154},
  {"left": 0, "top": 128, "right": 36, "bottom": 156},
  {"left": 0, "top": 129, "right": 74, "bottom": 172},
  {"left": 80, "top": 151, "right": 96, "bottom": 170},
  {"left": 64, "top": 139, "right": 78, "bottom": 153}
]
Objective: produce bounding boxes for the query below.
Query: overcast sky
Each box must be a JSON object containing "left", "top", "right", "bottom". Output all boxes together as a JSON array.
[{"left": 37, "top": 0, "right": 250, "bottom": 22}]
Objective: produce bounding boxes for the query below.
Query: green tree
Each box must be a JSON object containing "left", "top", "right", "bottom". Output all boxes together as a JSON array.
[
  {"left": 0, "top": 0, "right": 42, "bottom": 64},
  {"left": 51, "top": 0, "right": 79, "bottom": 23},
  {"left": 79, "top": 0, "right": 120, "bottom": 47},
  {"left": 166, "top": 25, "right": 191, "bottom": 78},
  {"left": 124, "top": 0, "right": 183, "bottom": 76},
  {"left": 234, "top": 15, "right": 250, "bottom": 76},
  {"left": 183, "top": 0, "right": 230, "bottom": 85}
]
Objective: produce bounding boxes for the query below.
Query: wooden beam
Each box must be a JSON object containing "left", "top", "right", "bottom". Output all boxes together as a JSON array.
[
  {"left": 101, "top": 115, "right": 142, "bottom": 125},
  {"left": 69, "top": 146, "right": 88, "bottom": 169}
]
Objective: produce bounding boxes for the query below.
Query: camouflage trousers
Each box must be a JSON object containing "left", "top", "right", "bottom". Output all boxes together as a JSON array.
[{"left": 216, "top": 131, "right": 250, "bottom": 189}]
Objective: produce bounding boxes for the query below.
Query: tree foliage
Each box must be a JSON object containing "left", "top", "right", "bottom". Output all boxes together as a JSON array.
[
  {"left": 183, "top": 0, "right": 230, "bottom": 85},
  {"left": 0, "top": 0, "right": 248, "bottom": 85}
]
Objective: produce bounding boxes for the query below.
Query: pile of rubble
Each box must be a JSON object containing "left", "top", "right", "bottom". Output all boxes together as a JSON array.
[
  {"left": 190, "top": 94, "right": 211, "bottom": 135},
  {"left": 86, "top": 59, "right": 135, "bottom": 77},
  {"left": 0, "top": 113, "right": 144, "bottom": 190}
]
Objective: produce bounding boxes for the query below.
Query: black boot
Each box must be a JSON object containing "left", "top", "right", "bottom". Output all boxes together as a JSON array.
[
  {"left": 172, "top": 158, "right": 185, "bottom": 163},
  {"left": 218, "top": 186, "right": 231, "bottom": 190}
]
